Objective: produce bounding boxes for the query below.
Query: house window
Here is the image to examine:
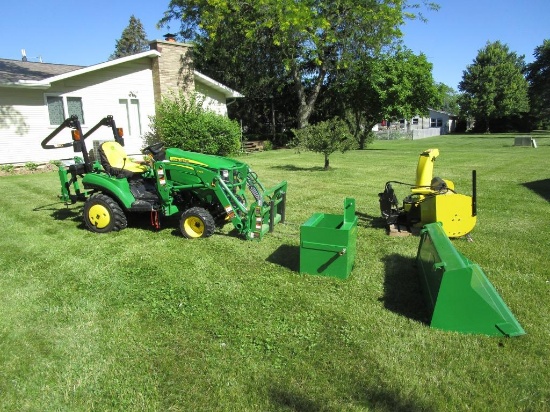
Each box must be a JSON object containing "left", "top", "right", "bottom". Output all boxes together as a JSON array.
[
  {"left": 67, "top": 97, "right": 84, "bottom": 123},
  {"left": 412, "top": 118, "right": 419, "bottom": 125},
  {"left": 430, "top": 118, "right": 443, "bottom": 128},
  {"left": 118, "top": 98, "right": 141, "bottom": 136},
  {"left": 46, "top": 95, "right": 84, "bottom": 125}
]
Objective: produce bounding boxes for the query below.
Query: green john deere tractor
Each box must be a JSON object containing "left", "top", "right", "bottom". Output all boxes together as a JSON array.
[{"left": 41, "top": 115, "right": 287, "bottom": 240}]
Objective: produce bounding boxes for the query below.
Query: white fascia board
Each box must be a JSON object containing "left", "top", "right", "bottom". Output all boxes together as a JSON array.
[
  {"left": 0, "top": 50, "right": 161, "bottom": 89},
  {"left": 0, "top": 81, "right": 51, "bottom": 89},
  {"left": 194, "top": 71, "right": 244, "bottom": 98}
]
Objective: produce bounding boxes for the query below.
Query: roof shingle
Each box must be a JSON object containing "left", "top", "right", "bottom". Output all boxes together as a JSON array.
[{"left": 0, "top": 58, "right": 84, "bottom": 84}]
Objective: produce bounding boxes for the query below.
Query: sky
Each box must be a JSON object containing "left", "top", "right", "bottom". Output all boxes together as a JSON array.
[{"left": 1, "top": 0, "right": 548, "bottom": 91}]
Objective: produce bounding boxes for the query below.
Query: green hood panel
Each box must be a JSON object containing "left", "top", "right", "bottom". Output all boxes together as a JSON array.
[{"left": 165, "top": 148, "right": 245, "bottom": 170}]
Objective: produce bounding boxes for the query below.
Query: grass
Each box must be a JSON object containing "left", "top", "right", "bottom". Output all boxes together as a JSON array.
[{"left": 0, "top": 133, "right": 549, "bottom": 411}]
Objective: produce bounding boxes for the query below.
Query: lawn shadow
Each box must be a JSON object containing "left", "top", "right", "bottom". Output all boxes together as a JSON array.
[
  {"left": 266, "top": 244, "right": 300, "bottom": 272},
  {"left": 269, "top": 388, "right": 325, "bottom": 412},
  {"left": 51, "top": 207, "right": 84, "bottom": 224},
  {"left": 355, "top": 211, "right": 387, "bottom": 230},
  {"left": 34, "top": 202, "right": 84, "bottom": 223},
  {"left": 522, "top": 178, "right": 550, "bottom": 202},
  {"left": 379, "top": 253, "right": 429, "bottom": 324},
  {"left": 350, "top": 383, "right": 436, "bottom": 412},
  {"left": 270, "top": 164, "right": 328, "bottom": 172},
  {"left": 269, "top": 376, "right": 434, "bottom": 412}
]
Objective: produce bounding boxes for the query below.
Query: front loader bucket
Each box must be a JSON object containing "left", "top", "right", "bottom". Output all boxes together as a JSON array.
[{"left": 416, "top": 222, "right": 525, "bottom": 337}]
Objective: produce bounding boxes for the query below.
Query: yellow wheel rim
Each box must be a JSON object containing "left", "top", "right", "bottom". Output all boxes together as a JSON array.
[
  {"left": 183, "top": 216, "right": 204, "bottom": 238},
  {"left": 88, "top": 204, "right": 111, "bottom": 229}
]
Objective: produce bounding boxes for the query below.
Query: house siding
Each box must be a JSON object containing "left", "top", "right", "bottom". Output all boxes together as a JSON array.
[
  {"left": 1, "top": 41, "right": 242, "bottom": 165},
  {"left": 195, "top": 82, "right": 228, "bottom": 116},
  {"left": 0, "top": 59, "right": 155, "bottom": 164}
]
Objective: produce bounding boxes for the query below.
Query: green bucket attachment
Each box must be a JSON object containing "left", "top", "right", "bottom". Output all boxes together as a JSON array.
[
  {"left": 300, "top": 198, "right": 358, "bottom": 279},
  {"left": 416, "top": 222, "right": 525, "bottom": 337}
]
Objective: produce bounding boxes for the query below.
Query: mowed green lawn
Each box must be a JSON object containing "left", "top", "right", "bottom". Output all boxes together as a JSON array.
[{"left": 0, "top": 134, "right": 548, "bottom": 411}]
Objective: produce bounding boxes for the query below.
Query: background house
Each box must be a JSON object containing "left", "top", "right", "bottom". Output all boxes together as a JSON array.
[
  {"left": 378, "top": 108, "right": 458, "bottom": 139},
  {"left": 0, "top": 39, "right": 243, "bottom": 165},
  {"left": 409, "top": 109, "right": 457, "bottom": 138}
]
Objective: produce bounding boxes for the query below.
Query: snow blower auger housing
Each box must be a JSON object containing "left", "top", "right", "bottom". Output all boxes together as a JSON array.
[
  {"left": 379, "top": 149, "right": 477, "bottom": 238},
  {"left": 41, "top": 115, "right": 287, "bottom": 240}
]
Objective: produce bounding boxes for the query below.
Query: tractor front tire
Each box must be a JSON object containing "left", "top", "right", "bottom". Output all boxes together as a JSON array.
[
  {"left": 180, "top": 207, "right": 216, "bottom": 239},
  {"left": 83, "top": 193, "right": 127, "bottom": 233}
]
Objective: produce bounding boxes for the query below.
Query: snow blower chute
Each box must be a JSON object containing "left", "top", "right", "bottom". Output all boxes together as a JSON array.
[{"left": 379, "top": 149, "right": 477, "bottom": 238}]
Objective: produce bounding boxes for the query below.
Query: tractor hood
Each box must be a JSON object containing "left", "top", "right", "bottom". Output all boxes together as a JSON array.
[{"left": 165, "top": 148, "right": 245, "bottom": 170}]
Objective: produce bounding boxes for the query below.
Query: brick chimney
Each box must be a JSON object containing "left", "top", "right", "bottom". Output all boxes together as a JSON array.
[{"left": 149, "top": 38, "right": 195, "bottom": 103}]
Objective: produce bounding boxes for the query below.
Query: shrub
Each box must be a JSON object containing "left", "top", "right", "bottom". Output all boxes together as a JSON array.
[
  {"left": 145, "top": 92, "right": 241, "bottom": 156},
  {"left": 0, "top": 164, "right": 15, "bottom": 173},
  {"left": 24, "top": 162, "right": 38, "bottom": 171},
  {"left": 49, "top": 160, "right": 63, "bottom": 168}
]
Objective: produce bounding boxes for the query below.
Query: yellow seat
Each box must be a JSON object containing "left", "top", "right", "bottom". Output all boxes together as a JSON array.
[{"left": 99, "top": 141, "right": 148, "bottom": 177}]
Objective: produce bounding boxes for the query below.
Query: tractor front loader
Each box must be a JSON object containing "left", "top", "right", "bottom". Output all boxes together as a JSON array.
[
  {"left": 379, "top": 148, "right": 477, "bottom": 238},
  {"left": 41, "top": 115, "right": 287, "bottom": 240}
]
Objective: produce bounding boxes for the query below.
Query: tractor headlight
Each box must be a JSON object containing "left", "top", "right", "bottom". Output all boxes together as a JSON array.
[{"left": 221, "top": 169, "right": 230, "bottom": 181}]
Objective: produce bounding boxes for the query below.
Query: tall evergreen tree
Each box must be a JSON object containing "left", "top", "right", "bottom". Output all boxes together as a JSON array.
[
  {"left": 526, "top": 39, "right": 550, "bottom": 129},
  {"left": 458, "top": 41, "right": 529, "bottom": 133},
  {"left": 110, "top": 15, "right": 149, "bottom": 60}
]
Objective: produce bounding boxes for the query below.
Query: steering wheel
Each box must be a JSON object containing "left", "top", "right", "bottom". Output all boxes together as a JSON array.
[
  {"left": 143, "top": 142, "right": 165, "bottom": 155},
  {"left": 142, "top": 142, "right": 166, "bottom": 162}
]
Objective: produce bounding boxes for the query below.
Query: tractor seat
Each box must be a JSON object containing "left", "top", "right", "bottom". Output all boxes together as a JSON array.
[{"left": 98, "top": 141, "right": 148, "bottom": 178}]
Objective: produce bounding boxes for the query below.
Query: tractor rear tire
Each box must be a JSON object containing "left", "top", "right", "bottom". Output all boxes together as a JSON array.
[
  {"left": 180, "top": 207, "right": 216, "bottom": 239},
  {"left": 83, "top": 193, "right": 127, "bottom": 233}
]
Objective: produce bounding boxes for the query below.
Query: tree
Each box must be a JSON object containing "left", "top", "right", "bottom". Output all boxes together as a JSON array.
[
  {"left": 160, "top": 0, "right": 439, "bottom": 129},
  {"left": 526, "top": 39, "right": 550, "bottom": 129},
  {"left": 110, "top": 15, "right": 149, "bottom": 60},
  {"left": 292, "top": 118, "right": 356, "bottom": 170},
  {"left": 334, "top": 47, "right": 438, "bottom": 148},
  {"left": 188, "top": 19, "right": 295, "bottom": 142},
  {"left": 433, "top": 83, "right": 460, "bottom": 114},
  {"left": 458, "top": 41, "right": 529, "bottom": 133}
]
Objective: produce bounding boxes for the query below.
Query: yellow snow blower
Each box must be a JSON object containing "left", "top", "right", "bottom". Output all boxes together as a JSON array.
[{"left": 379, "top": 149, "right": 477, "bottom": 238}]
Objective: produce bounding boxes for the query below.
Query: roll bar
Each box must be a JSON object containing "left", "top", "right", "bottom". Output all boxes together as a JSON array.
[{"left": 41, "top": 115, "right": 124, "bottom": 172}]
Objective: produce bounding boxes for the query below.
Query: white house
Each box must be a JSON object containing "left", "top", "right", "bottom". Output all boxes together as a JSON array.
[
  {"left": 0, "top": 38, "right": 243, "bottom": 165},
  {"left": 409, "top": 109, "right": 457, "bottom": 134},
  {"left": 380, "top": 109, "right": 458, "bottom": 139}
]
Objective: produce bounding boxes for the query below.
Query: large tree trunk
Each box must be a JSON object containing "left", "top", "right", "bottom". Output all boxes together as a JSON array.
[
  {"left": 292, "top": 63, "right": 327, "bottom": 129},
  {"left": 324, "top": 154, "right": 330, "bottom": 170}
]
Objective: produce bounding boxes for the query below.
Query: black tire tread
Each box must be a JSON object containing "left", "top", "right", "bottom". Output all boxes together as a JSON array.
[
  {"left": 180, "top": 207, "right": 216, "bottom": 239},
  {"left": 83, "top": 193, "right": 127, "bottom": 233}
]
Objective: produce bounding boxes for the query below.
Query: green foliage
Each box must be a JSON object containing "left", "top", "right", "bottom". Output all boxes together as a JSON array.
[
  {"left": 433, "top": 82, "right": 460, "bottom": 114},
  {"left": 459, "top": 41, "right": 530, "bottom": 133},
  {"left": 160, "top": 0, "right": 439, "bottom": 129},
  {"left": 334, "top": 47, "right": 437, "bottom": 148},
  {"left": 48, "top": 159, "right": 63, "bottom": 168},
  {"left": 146, "top": 92, "right": 241, "bottom": 156},
  {"left": 292, "top": 118, "right": 356, "bottom": 169},
  {"left": 0, "top": 164, "right": 14, "bottom": 173},
  {"left": 24, "top": 162, "right": 38, "bottom": 171},
  {"left": 109, "top": 15, "right": 149, "bottom": 60},
  {"left": 526, "top": 39, "right": 550, "bottom": 129}
]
